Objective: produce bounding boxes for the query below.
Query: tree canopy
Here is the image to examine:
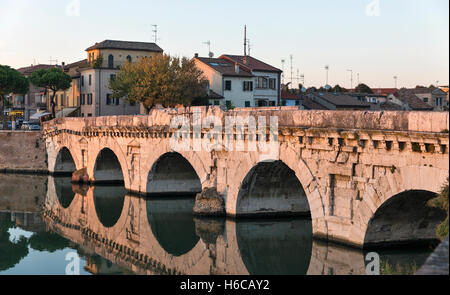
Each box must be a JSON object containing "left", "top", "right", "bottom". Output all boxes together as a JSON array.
[
  {"left": 29, "top": 67, "right": 71, "bottom": 117},
  {"left": 0, "top": 65, "right": 29, "bottom": 129},
  {"left": 355, "top": 83, "right": 373, "bottom": 94},
  {"left": 109, "top": 54, "right": 208, "bottom": 113}
]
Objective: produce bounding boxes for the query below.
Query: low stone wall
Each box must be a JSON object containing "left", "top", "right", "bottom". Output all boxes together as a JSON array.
[{"left": 0, "top": 131, "right": 48, "bottom": 173}]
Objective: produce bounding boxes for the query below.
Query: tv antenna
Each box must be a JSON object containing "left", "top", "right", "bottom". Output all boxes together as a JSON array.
[
  {"left": 49, "top": 56, "right": 58, "bottom": 65},
  {"left": 325, "top": 65, "right": 329, "bottom": 86},
  {"left": 393, "top": 76, "right": 398, "bottom": 88},
  {"left": 290, "top": 55, "right": 294, "bottom": 86},
  {"left": 203, "top": 40, "right": 214, "bottom": 57},
  {"left": 281, "top": 59, "right": 286, "bottom": 85},
  {"left": 246, "top": 39, "right": 251, "bottom": 56},
  {"left": 347, "top": 69, "right": 353, "bottom": 90},
  {"left": 151, "top": 24, "right": 160, "bottom": 43}
]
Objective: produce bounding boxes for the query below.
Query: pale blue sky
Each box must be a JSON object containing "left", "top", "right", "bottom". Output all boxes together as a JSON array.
[{"left": 0, "top": 0, "right": 448, "bottom": 88}]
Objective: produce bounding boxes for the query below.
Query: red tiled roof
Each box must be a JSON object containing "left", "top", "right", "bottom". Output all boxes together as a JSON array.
[
  {"left": 219, "top": 55, "right": 282, "bottom": 73},
  {"left": 372, "top": 88, "right": 399, "bottom": 95},
  {"left": 281, "top": 90, "right": 301, "bottom": 100},
  {"left": 16, "top": 64, "right": 56, "bottom": 76}
]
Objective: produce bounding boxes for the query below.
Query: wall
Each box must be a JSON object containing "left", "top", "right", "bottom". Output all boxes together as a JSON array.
[{"left": 0, "top": 131, "right": 47, "bottom": 173}]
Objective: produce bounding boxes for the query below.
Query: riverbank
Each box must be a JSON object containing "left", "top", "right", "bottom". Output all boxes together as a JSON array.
[{"left": 416, "top": 236, "right": 449, "bottom": 275}]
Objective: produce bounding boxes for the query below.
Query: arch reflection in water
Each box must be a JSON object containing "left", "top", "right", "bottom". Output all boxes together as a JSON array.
[
  {"left": 54, "top": 177, "right": 75, "bottom": 209},
  {"left": 146, "top": 196, "right": 200, "bottom": 256},
  {"left": 236, "top": 218, "right": 313, "bottom": 275},
  {"left": 93, "top": 186, "right": 126, "bottom": 228}
]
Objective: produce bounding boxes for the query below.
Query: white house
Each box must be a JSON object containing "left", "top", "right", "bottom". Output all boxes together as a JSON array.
[
  {"left": 220, "top": 55, "right": 282, "bottom": 107},
  {"left": 193, "top": 55, "right": 255, "bottom": 108}
]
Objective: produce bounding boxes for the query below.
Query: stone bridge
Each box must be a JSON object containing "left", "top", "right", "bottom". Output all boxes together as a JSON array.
[{"left": 42, "top": 107, "right": 450, "bottom": 248}]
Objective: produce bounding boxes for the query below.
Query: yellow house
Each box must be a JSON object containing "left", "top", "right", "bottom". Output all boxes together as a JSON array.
[{"left": 79, "top": 40, "right": 163, "bottom": 117}]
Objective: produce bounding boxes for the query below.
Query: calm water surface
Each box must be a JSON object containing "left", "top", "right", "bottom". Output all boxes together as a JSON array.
[{"left": 0, "top": 174, "right": 435, "bottom": 275}]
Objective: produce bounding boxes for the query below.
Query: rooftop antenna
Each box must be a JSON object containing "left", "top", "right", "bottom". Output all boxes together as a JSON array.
[
  {"left": 300, "top": 74, "right": 305, "bottom": 85},
  {"left": 246, "top": 39, "right": 251, "bottom": 56},
  {"left": 290, "top": 54, "right": 294, "bottom": 87},
  {"left": 281, "top": 59, "right": 286, "bottom": 85},
  {"left": 244, "top": 25, "right": 247, "bottom": 56},
  {"left": 296, "top": 69, "right": 300, "bottom": 88},
  {"left": 393, "top": 76, "right": 398, "bottom": 88},
  {"left": 325, "top": 65, "right": 329, "bottom": 86},
  {"left": 49, "top": 56, "right": 58, "bottom": 65},
  {"left": 357, "top": 73, "right": 360, "bottom": 86},
  {"left": 203, "top": 40, "right": 213, "bottom": 57},
  {"left": 151, "top": 24, "right": 159, "bottom": 43},
  {"left": 347, "top": 69, "right": 353, "bottom": 91}
]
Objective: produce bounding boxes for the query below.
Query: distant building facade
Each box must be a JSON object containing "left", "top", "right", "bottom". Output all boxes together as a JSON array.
[
  {"left": 79, "top": 40, "right": 163, "bottom": 117},
  {"left": 194, "top": 54, "right": 282, "bottom": 108}
]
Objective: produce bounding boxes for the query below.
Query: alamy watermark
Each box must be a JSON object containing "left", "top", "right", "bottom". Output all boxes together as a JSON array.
[
  {"left": 66, "top": 0, "right": 80, "bottom": 17},
  {"left": 65, "top": 251, "right": 80, "bottom": 275},
  {"left": 169, "top": 110, "right": 279, "bottom": 162},
  {"left": 366, "top": 0, "right": 381, "bottom": 17},
  {"left": 365, "top": 252, "right": 380, "bottom": 275}
]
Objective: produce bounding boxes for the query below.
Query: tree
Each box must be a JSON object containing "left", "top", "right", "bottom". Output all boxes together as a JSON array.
[
  {"left": 109, "top": 54, "right": 208, "bottom": 113},
  {"left": 0, "top": 65, "right": 29, "bottom": 129},
  {"left": 29, "top": 67, "right": 71, "bottom": 118},
  {"left": 332, "top": 84, "right": 345, "bottom": 93},
  {"left": 355, "top": 83, "right": 373, "bottom": 94},
  {"left": 306, "top": 87, "right": 317, "bottom": 93}
]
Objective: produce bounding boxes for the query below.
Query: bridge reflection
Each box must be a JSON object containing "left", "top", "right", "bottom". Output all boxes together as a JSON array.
[{"left": 44, "top": 176, "right": 374, "bottom": 275}]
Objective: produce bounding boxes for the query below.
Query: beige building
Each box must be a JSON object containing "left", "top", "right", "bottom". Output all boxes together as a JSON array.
[{"left": 79, "top": 40, "right": 163, "bottom": 117}]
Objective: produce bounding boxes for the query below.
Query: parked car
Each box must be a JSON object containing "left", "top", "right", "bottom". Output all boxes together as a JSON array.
[{"left": 29, "top": 124, "right": 41, "bottom": 131}]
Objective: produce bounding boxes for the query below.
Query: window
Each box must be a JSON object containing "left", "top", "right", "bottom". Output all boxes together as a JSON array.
[
  {"left": 245, "top": 101, "right": 251, "bottom": 107},
  {"left": 87, "top": 94, "right": 92, "bottom": 105},
  {"left": 89, "top": 75, "right": 92, "bottom": 86},
  {"left": 130, "top": 101, "right": 136, "bottom": 106},
  {"left": 224, "top": 80, "right": 232, "bottom": 91},
  {"left": 81, "top": 76, "right": 84, "bottom": 87},
  {"left": 108, "top": 54, "right": 114, "bottom": 68},
  {"left": 106, "top": 94, "right": 111, "bottom": 105},
  {"left": 269, "top": 101, "right": 276, "bottom": 106},
  {"left": 126, "top": 55, "right": 132, "bottom": 63},
  {"left": 295, "top": 100, "right": 301, "bottom": 106},
  {"left": 423, "top": 97, "right": 428, "bottom": 103},
  {"left": 110, "top": 74, "right": 116, "bottom": 82},
  {"left": 87, "top": 113, "right": 92, "bottom": 117},
  {"left": 115, "top": 97, "right": 120, "bottom": 105},
  {"left": 81, "top": 94, "right": 85, "bottom": 105},
  {"left": 243, "top": 81, "right": 253, "bottom": 91},
  {"left": 269, "top": 78, "right": 276, "bottom": 90},
  {"left": 256, "top": 77, "right": 268, "bottom": 89},
  {"left": 214, "top": 100, "right": 220, "bottom": 106}
]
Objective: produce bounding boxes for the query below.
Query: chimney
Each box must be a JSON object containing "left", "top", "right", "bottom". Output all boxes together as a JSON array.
[
  {"left": 235, "top": 63, "right": 239, "bottom": 74},
  {"left": 194, "top": 53, "right": 199, "bottom": 58}
]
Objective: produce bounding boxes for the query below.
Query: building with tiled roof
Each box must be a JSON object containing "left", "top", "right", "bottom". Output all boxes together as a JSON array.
[
  {"left": 79, "top": 40, "right": 164, "bottom": 117},
  {"left": 407, "top": 87, "right": 447, "bottom": 111},
  {"left": 14, "top": 64, "right": 58, "bottom": 120},
  {"left": 397, "top": 89, "right": 434, "bottom": 111},
  {"left": 307, "top": 92, "right": 370, "bottom": 110},
  {"left": 193, "top": 55, "right": 255, "bottom": 108},
  {"left": 280, "top": 90, "right": 302, "bottom": 107}
]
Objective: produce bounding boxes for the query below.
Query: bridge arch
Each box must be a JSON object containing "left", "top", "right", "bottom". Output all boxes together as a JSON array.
[
  {"left": 236, "top": 160, "right": 311, "bottom": 217},
  {"left": 53, "top": 147, "right": 77, "bottom": 175},
  {"left": 92, "top": 148, "right": 126, "bottom": 185},
  {"left": 93, "top": 186, "right": 127, "bottom": 228},
  {"left": 146, "top": 152, "right": 202, "bottom": 195},
  {"left": 363, "top": 189, "right": 446, "bottom": 249}
]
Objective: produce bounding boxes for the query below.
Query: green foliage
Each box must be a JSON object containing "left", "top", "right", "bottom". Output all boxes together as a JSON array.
[
  {"left": 109, "top": 54, "right": 207, "bottom": 112},
  {"left": 0, "top": 65, "right": 29, "bottom": 129},
  {"left": 29, "top": 67, "right": 71, "bottom": 92},
  {"left": 29, "top": 67, "right": 71, "bottom": 117},
  {"left": 381, "top": 259, "right": 418, "bottom": 275},
  {"left": 93, "top": 54, "right": 104, "bottom": 69},
  {"left": 0, "top": 217, "right": 29, "bottom": 271},
  {"left": 355, "top": 83, "right": 373, "bottom": 94},
  {"left": 0, "top": 65, "right": 29, "bottom": 96},
  {"left": 428, "top": 178, "right": 449, "bottom": 240},
  {"left": 225, "top": 100, "right": 235, "bottom": 110},
  {"left": 29, "top": 231, "right": 70, "bottom": 253},
  {"left": 191, "top": 96, "right": 210, "bottom": 106}
]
